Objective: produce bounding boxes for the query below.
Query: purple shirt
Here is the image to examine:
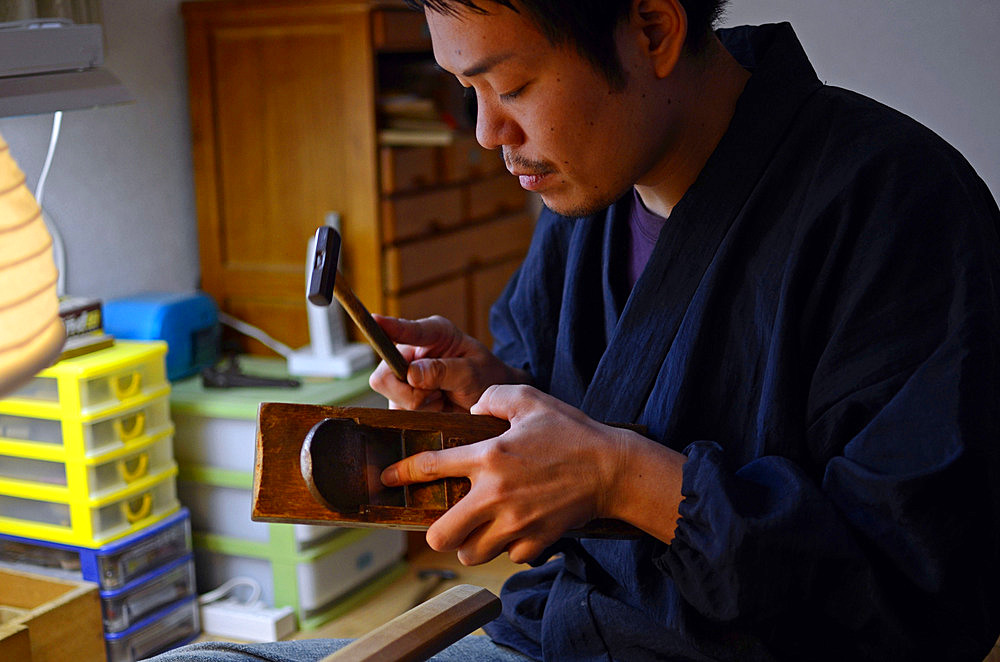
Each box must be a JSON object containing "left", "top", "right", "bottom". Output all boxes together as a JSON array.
[{"left": 625, "top": 188, "right": 668, "bottom": 292}]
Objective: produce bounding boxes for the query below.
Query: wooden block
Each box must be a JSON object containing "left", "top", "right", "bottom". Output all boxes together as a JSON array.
[
  {"left": 0, "top": 569, "right": 104, "bottom": 662},
  {"left": 321, "top": 584, "right": 501, "bottom": 662},
  {"left": 0, "top": 624, "right": 31, "bottom": 662},
  {"left": 252, "top": 403, "right": 641, "bottom": 537}
]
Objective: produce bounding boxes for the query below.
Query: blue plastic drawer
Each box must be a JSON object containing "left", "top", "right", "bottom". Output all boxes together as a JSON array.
[{"left": 0, "top": 507, "right": 191, "bottom": 589}]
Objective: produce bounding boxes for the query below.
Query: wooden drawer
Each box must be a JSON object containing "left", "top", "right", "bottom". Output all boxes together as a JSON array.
[
  {"left": 384, "top": 213, "right": 533, "bottom": 291},
  {"left": 372, "top": 9, "right": 430, "bottom": 51},
  {"left": 470, "top": 258, "right": 521, "bottom": 346},
  {"left": 465, "top": 173, "right": 529, "bottom": 220},
  {"left": 386, "top": 277, "right": 469, "bottom": 332},
  {"left": 380, "top": 146, "right": 438, "bottom": 194},
  {"left": 441, "top": 134, "right": 504, "bottom": 183},
  {"left": 382, "top": 187, "right": 463, "bottom": 242}
]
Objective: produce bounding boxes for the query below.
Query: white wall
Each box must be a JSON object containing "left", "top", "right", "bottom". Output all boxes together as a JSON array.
[
  {"left": 0, "top": 0, "right": 198, "bottom": 299},
  {"left": 721, "top": 0, "right": 1000, "bottom": 208},
  {"left": 0, "top": 0, "right": 996, "bottom": 301}
]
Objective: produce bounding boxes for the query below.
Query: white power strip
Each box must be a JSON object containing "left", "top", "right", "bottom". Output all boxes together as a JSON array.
[{"left": 200, "top": 600, "right": 297, "bottom": 643}]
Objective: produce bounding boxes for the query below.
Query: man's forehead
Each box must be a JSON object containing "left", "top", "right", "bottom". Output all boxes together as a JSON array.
[{"left": 425, "top": 5, "right": 546, "bottom": 76}]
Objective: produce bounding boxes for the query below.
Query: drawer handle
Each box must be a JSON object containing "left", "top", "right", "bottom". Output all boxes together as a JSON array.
[
  {"left": 117, "top": 452, "right": 149, "bottom": 483},
  {"left": 113, "top": 412, "right": 146, "bottom": 442},
  {"left": 111, "top": 372, "right": 141, "bottom": 400},
  {"left": 121, "top": 493, "right": 152, "bottom": 523}
]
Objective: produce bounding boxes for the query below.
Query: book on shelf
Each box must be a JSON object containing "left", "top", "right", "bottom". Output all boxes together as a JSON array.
[{"left": 378, "top": 128, "right": 454, "bottom": 147}]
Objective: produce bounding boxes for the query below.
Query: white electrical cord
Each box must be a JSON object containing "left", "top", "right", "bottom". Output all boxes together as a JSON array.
[
  {"left": 218, "top": 311, "right": 294, "bottom": 358},
  {"left": 35, "top": 111, "right": 67, "bottom": 296},
  {"left": 198, "top": 576, "right": 264, "bottom": 607},
  {"left": 33, "top": 110, "right": 60, "bottom": 206}
]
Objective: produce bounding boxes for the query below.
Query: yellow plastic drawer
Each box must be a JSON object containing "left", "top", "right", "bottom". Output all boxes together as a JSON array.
[
  {"left": 0, "top": 468, "right": 179, "bottom": 547},
  {"left": 0, "top": 389, "right": 173, "bottom": 460},
  {"left": 1, "top": 341, "right": 168, "bottom": 418},
  {"left": 0, "top": 433, "right": 176, "bottom": 502}
]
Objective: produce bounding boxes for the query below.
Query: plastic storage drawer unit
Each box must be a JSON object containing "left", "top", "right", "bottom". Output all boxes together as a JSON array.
[
  {"left": 0, "top": 507, "right": 192, "bottom": 589},
  {"left": 0, "top": 431, "right": 175, "bottom": 501},
  {"left": 0, "top": 466, "right": 180, "bottom": 546},
  {"left": 178, "top": 465, "right": 339, "bottom": 548},
  {"left": 101, "top": 554, "right": 197, "bottom": 633},
  {"left": 194, "top": 528, "right": 406, "bottom": 630},
  {"left": 104, "top": 595, "right": 200, "bottom": 662},
  {"left": 0, "top": 390, "right": 173, "bottom": 460},
  {"left": 1, "top": 341, "right": 168, "bottom": 418}
]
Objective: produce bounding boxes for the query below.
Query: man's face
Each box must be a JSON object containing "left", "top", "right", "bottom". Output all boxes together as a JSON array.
[{"left": 426, "top": 6, "right": 667, "bottom": 217}]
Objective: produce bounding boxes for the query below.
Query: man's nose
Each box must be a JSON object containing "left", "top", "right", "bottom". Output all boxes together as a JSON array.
[{"left": 475, "top": 97, "right": 523, "bottom": 150}]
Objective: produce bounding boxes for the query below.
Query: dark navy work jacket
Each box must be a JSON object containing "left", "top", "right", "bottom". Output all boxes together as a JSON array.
[{"left": 483, "top": 23, "right": 1000, "bottom": 662}]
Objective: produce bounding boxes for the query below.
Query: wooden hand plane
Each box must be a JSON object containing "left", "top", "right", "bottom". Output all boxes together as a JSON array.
[{"left": 251, "top": 402, "right": 640, "bottom": 537}]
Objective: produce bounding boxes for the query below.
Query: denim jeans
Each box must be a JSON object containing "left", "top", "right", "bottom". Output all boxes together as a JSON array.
[{"left": 143, "top": 635, "right": 535, "bottom": 662}]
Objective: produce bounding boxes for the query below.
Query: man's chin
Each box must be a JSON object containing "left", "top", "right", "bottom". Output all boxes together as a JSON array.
[{"left": 541, "top": 189, "right": 629, "bottom": 219}]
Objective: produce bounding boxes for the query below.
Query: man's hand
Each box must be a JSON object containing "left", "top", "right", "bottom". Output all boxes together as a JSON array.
[
  {"left": 381, "top": 384, "right": 685, "bottom": 565},
  {"left": 369, "top": 315, "right": 531, "bottom": 412}
]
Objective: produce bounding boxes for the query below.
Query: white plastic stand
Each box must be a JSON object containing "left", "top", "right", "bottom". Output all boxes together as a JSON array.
[{"left": 287, "top": 215, "right": 374, "bottom": 377}]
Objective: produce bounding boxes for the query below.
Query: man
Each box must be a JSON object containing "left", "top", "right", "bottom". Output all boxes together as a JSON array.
[{"left": 158, "top": 0, "right": 1000, "bottom": 659}]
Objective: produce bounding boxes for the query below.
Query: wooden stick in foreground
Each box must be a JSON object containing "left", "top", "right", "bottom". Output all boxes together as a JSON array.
[{"left": 320, "top": 584, "right": 501, "bottom": 662}]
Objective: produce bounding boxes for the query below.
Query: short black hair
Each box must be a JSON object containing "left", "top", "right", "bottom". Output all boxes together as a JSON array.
[{"left": 406, "top": 0, "right": 729, "bottom": 89}]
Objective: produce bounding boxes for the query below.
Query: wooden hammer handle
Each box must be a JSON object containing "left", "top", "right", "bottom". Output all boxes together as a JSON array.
[{"left": 333, "top": 271, "right": 409, "bottom": 381}]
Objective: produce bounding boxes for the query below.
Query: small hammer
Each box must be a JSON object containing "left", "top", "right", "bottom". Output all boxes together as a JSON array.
[{"left": 308, "top": 226, "right": 409, "bottom": 381}]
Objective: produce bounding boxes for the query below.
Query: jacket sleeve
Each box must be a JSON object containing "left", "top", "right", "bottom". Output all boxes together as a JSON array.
[{"left": 659, "top": 148, "right": 1000, "bottom": 660}]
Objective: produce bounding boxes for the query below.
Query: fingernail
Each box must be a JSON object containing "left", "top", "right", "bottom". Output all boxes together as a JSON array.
[
  {"left": 381, "top": 466, "right": 398, "bottom": 486},
  {"left": 408, "top": 363, "right": 424, "bottom": 385}
]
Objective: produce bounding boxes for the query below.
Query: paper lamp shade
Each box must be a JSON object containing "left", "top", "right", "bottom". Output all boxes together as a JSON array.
[{"left": 0, "top": 131, "right": 65, "bottom": 396}]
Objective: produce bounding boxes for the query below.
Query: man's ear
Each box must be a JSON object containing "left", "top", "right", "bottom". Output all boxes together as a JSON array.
[{"left": 634, "top": 0, "right": 687, "bottom": 79}]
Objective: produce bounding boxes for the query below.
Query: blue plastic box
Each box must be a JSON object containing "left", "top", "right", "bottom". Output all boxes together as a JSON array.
[{"left": 104, "top": 292, "right": 220, "bottom": 380}]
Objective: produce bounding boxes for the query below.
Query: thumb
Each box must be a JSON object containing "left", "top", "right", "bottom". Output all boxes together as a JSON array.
[{"left": 470, "top": 384, "right": 535, "bottom": 421}]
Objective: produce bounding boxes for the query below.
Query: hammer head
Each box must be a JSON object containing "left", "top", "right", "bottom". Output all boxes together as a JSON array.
[{"left": 307, "top": 226, "right": 341, "bottom": 306}]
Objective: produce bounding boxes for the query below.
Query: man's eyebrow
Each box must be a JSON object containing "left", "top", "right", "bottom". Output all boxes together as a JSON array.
[{"left": 461, "top": 52, "right": 517, "bottom": 78}]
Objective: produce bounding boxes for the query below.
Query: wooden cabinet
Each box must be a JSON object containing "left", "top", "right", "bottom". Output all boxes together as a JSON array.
[{"left": 181, "top": 0, "right": 533, "bottom": 353}]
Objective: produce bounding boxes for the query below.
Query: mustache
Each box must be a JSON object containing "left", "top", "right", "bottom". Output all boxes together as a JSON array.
[{"left": 503, "top": 149, "right": 554, "bottom": 175}]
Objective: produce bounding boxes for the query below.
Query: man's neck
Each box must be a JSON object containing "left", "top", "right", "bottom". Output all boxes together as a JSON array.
[{"left": 634, "top": 36, "right": 751, "bottom": 218}]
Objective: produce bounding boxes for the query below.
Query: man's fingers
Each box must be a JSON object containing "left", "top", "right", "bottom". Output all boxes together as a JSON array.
[
  {"left": 381, "top": 445, "right": 473, "bottom": 487},
  {"left": 426, "top": 498, "right": 490, "bottom": 554},
  {"left": 470, "top": 383, "right": 540, "bottom": 420},
  {"left": 373, "top": 314, "right": 459, "bottom": 351}
]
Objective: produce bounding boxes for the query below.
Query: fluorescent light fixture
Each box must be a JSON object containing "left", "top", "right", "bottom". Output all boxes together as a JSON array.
[
  {"left": 0, "top": 18, "right": 132, "bottom": 118},
  {"left": 0, "top": 67, "right": 131, "bottom": 117}
]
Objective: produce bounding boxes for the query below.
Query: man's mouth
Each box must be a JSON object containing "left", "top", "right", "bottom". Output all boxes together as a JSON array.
[
  {"left": 514, "top": 172, "right": 550, "bottom": 191},
  {"left": 505, "top": 153, "right": 555, "bottom": 191}
]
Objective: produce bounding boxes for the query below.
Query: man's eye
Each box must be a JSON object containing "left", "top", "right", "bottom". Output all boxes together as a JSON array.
[{"left": 499, "top": 83, "right": 528, "bottom": 101}]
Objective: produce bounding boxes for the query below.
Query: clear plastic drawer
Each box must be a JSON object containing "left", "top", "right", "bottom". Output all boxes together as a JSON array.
[
  {"left": 0, "top": 433, "right": 175, "bottom": 500},
  {"left": 102, "top": 555, "right": 196, "bottom": 633},
  {"left": 4, "top": 341, "right": 168, "bottom": 417},
  {"left": 104, "top": 596, "right": 200, "bottom": 662},
  {"left": 0, "top": 391, "right": 172, "bottom": 459},
  {"left": 0, "top": 469, "right": 179, "bottom": 546}
]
